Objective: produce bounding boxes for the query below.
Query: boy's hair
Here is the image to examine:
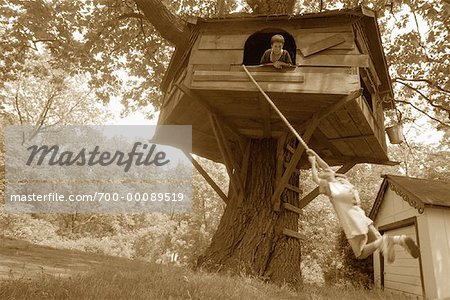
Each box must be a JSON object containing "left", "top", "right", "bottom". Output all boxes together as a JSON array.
[{"left": 271, "top": 34, "right": 285, "bottom": 45}]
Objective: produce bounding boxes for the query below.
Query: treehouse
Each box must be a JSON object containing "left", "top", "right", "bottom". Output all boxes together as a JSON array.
[{"left": 158, "top": 6, "right": 395, "bottom": 171}]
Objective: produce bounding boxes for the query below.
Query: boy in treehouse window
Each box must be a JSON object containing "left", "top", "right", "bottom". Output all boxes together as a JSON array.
[{"left": 260, "top": 34, "right": 293, "bottom": 69}]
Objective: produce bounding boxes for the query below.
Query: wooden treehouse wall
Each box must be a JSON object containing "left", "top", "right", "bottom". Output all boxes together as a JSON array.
[{"left": 159, "top": 17, "right": 390, "bottom": 167}]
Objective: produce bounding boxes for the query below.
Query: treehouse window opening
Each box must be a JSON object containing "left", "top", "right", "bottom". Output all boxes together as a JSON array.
[
  {"left": 243, "top": 29, "right": 296, "bottom": 66},
  {"left": 361, "top": 77, "right": 373, "bottom": 112}
]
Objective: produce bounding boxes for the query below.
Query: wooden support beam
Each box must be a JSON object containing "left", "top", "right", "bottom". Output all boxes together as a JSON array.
[
  {"left": 187, "top": 153, "right": 228, "bottom": 204},
  {"left": 286, "top": 184, "right": 302, "bottom": 194},
  {"left": 329, "top": 134, "right": 374, "bottom": 143},
  {"left": 286, "top": 144, "right": 295, "bottom": 154},
  {"left": 322, "top": 156, "right": 399, "bottom": 166},
  {"left": 275, "top": 134, "right": 287, "bottom": 187},
  {"left": 283, "top": 203, "right": 302, "bottom": 214},
  {"left": 271, "top": 114, "right": 320, "bottom": 211},
  {"left": 283, "top": 228, "right": 305, "bottom": 240},
  {"left": 298, "top": 163, "right": 356, "bottom": 209},
  {"left": 209, "top": 113, "right": 245, "bottom": 197},
  {"left": 283, "top": 162, "right": 300, "bottom": 174}
]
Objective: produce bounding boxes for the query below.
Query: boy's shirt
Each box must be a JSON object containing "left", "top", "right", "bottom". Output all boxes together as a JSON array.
[{"left": 260, "top": 49, "right": 293, "bottom": 65}]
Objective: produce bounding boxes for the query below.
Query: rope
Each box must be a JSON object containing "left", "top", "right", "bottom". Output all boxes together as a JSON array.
[{"left": 242, "top": 64, "right": 311, "bottom": 151}]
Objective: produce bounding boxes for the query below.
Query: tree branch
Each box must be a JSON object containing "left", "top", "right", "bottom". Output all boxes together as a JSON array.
[
  {"left": 13, "top": 81, "right": 24, "bottom": 125},
  {"left": 393, "top": 77, "right": 450, "bottom": 94},
  {"left": 134, "top": 0, "right": 190, "bottom": 46},
  {"left": 395, "top": 100, "right": 449, "bottom": 127},
  {"left": 393, "top": 80, "right": 450, "bottom": 113}
]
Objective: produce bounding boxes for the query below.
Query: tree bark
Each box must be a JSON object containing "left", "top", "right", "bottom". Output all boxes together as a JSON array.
[
  {"left": 134, "top": 0, "right": 190, "bottom": 46},
  {"left": 196, "top": 137, "right": 302, "bottom": 286}
]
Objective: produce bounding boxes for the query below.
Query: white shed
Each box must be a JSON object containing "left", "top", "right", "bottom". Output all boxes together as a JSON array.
[{"left": 369, "top": 175, "right": 450, "bottom": 300}]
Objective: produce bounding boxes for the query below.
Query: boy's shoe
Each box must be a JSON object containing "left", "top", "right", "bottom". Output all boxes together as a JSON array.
[{"left": 400, "top": 236, "right": 420, "bottom": 258}]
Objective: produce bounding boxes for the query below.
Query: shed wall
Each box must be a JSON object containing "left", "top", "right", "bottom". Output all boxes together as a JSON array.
[
  {"left": 374, "top": 187, "right": 419, "bottom": 227},
  {"left": 420, "top": 207, "right": 450, "bottom": 299}
]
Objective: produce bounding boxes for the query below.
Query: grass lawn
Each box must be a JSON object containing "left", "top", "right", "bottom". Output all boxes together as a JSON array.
[{"left": 0, "top": 237, "right": 406, "bottom": 300}]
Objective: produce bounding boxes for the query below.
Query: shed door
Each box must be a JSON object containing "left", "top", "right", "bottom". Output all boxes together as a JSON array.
[{"left": 383, "top": 225, "right": 423, "bottom": 298}]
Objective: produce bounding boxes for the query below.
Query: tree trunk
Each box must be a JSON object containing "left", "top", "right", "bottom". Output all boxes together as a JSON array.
[{"left": 197, "top": 136, "right": 302, "bottom": 286}]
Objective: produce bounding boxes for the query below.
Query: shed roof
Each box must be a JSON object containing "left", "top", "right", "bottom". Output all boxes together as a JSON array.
[
  {"left": 162, "top": 6, "right": 394, "bottom": 100},
  {"left": 369, "top": 175, "right": 450, "bottom": 218}
]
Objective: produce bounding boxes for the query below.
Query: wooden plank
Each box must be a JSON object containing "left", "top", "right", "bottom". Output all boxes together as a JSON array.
[
  {"left": 316, "top": 89, "right": 362, "bottom": 122},
  {"left": 283, "top": 228, "right": 305, "bottom": 240},
  {"left": 191, "top": 73, "right": 360, "bottom": 95},
  {"left": 209, "top": 113, "right": 240, "bottom": 196},
  {"left": 329, "top": 134, "right": 375, "bottom": 142},
  {"left": 384, "top": 280, "right": 423, "bottom": 296},
  {"left": 271, "top": 114, "right": 320, "bottom": 211},
  {"left": 286, "top": 184, "right": 302, "bottom": 194},
  {"left": 229, "top": 65, "right": 353, "bottom": 74},
  {"left": 344, "top": 99, "right": 383, "bottom": 154},
  {"left": 197, "top": 31, "right": 353, "bottom": 51},
  {"left": 286, "top": 144, "right": 295, "bottom": 154},
  {"left": 321, "top": 155, "right": 398, "bottom": 166},
  {"left": 283, "top": 161, "right": 301, "bottom": 173},
  {"left": 193, "top": 64, "right": 231, "bottom": 71},
  {"left": 295, "top": 32, "right": 354, "bottom": 50},
  {"left": 198, "top": 34, "right": 247, "bottom": 50},
  {"left": 275, "top": 135, "right": 287, "bottom": 187},
  {"left": 298, "top": 163, "right": 355, "bottom": 209},
  {"left": 193, "top": 71, "right": 305, "bottom": 82},
  {"left": 188, "top": 153, "right": 228, "bottom": 204},
  {"left": 210, "top": 113, "right": 245, "bottom": 197},
  {"left": 283, "top": 202, "right": 302, "bottom": 214},
  {"left": 312, "top": 128, "right": 344, "bottom": 157},
  {"left": 334, "top": 108, "right": 373, "bottom": 158},
  {"left": 190, "top": 49, "right": 243, "bottom": 65},
  {"left": 297, "top": 52, "right": 369, "bottom": 67},
  {"left": 299, "top": 33, "right": 346, "bottom": 57},
  {"left": 293, "top": 25, "right": 353, "bottom": 33}
]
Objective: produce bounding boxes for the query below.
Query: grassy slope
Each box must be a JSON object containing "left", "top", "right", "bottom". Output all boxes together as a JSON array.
[{"left": 0, "top": 237, "right": 402, "bottom": 300}]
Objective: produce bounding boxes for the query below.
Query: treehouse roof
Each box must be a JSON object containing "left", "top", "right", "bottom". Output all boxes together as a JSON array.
[{"left": 162, "top": 6, "right": 394, "bottom": 100}]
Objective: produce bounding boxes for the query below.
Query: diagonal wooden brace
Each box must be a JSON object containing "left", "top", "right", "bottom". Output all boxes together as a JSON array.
[
  {"left": 271, "top": 113, "right": 320, "bottom": 211},
  {"left": 186, "top": 152, "right": 229, "bottom": 204},
  {"left": 209, "top": 112, "right": 245, "bottom": 198}
]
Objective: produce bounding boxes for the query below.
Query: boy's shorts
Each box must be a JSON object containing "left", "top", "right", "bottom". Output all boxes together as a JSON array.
[
  {"left": 348, "top": 225, "right": 382, "bottom": 258},
  {"left": 348, "top": 234, "right": 367, "bottom": 258}
]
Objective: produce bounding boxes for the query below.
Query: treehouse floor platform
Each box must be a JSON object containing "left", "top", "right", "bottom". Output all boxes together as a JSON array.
[{"left": 159, "top": 68, "right": 389, "bottom": 168}]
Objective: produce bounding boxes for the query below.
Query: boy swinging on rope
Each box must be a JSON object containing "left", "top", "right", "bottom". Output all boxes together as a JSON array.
[{"left": 306, "top": 149, "right": 420, "bottom": 263}]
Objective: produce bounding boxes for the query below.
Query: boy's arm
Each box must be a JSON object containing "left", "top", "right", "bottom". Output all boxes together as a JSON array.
[
  {"left": 308, "top": 155, "right": 331, "bottom": 196},
  {"left": 308, "top": 155, "right": 320, "bottom": 184},
  {"left": 308, "top": 149, "right": 331, "bottom": 170}
]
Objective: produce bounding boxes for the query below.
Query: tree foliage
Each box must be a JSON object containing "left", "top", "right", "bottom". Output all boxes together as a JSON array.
[{"left": 1, "top": 0, "right": 448, "bottom": 127}]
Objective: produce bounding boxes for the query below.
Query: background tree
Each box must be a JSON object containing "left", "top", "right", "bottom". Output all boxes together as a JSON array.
[{"left": 1, "top": 0, "right": 448, "bottom": 287}]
